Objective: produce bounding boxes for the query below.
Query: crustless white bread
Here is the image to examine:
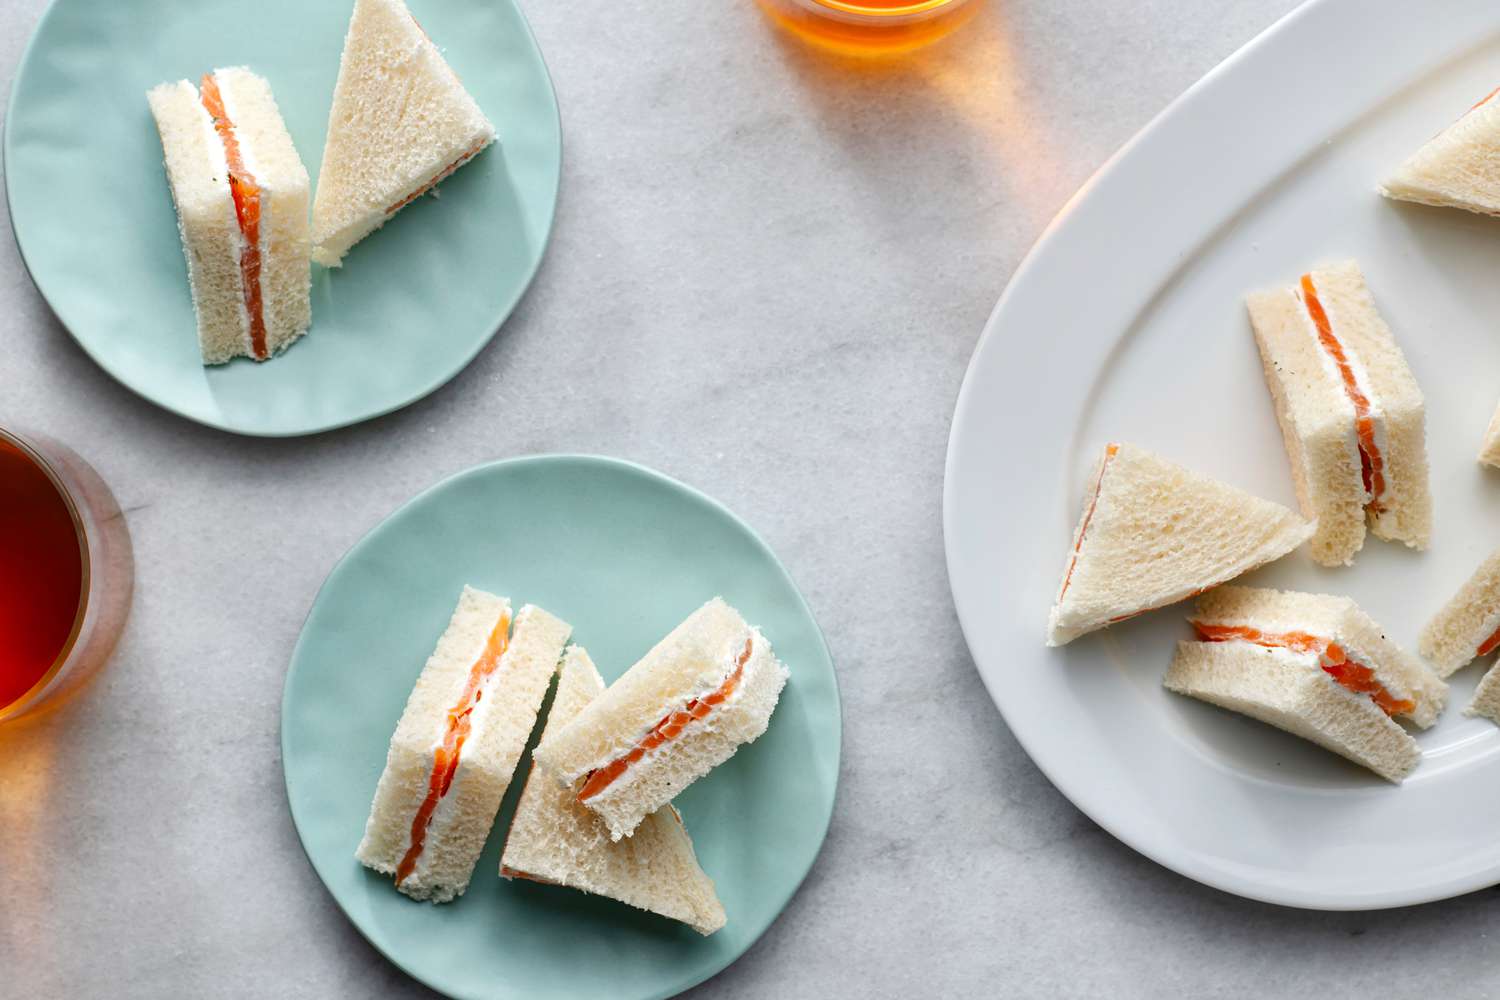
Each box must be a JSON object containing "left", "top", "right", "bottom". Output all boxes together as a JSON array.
[
  {"left": 1045, "top": 442, "right": 1314, "bottom": 646},
  {"left": 311, "top": 0, "right": 497, "bottom": 266}
]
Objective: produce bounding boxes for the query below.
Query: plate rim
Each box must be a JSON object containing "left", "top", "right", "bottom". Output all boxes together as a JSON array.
[
  {"left": 279, "top": 452, "right": 842, "bottom": 999},
  {"left": 1, "top": 0, "right": 564, "bottom": 438},
  {"left": 942, "top": 0, "right": 1500, "bottom": 910}
]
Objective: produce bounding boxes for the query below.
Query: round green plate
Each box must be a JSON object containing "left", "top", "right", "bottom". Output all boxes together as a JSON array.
[
  {"left": 281, "top": 456, "right": 841, "bottom": 1000},
  {"left": 4, "top": 0, "right": 560, "bottom": 436}
]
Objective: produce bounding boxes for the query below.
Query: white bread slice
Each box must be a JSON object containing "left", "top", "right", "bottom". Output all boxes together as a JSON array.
[
  {"left": 1164, "top": 640, "right": 1421, "bottom": 784},
  {"left": 1480, "top": 400, "right": 1500, "bottom": 469},
  {"left": 531, "top": 599, "right": 789, "bottom": 841},
  {"left": 310, "top": 0, "right": 497, "bottom": 266},
  {"left": 356, "top": 589, "right": 570, "bottom": 902},
  {"left": 1418, "top": 546, "right": 1500, "bottom": 678},
  {"left": 147, "top": 80, "right": 242, "bottom": 362},
  {"left": 1381, "top": 88, "right": 1500, "bottom": 217},
  {"left": 1466, "top": 663, "right": 1500, "bottom": 725},
  {"left": 1045, "top": 442, "right": 1314, "bottom": 646},
  {"left": 1246, "top": 261, "right": 1431, "bottom": 565},
  {"left": 1193, "top": 586, "right": 1447, "bottom": 729},
  {"left": 212, "top": 68, "right": 311, "bottom": 357},
  {"left": 146, "top": 68, "right": 310, "bottom": 363},
  {"left": 501, "top": 647, "right": 727, "bottom": 935}
]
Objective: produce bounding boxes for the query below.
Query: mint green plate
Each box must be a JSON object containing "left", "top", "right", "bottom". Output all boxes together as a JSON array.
[
  {"left": 4, "top": 0, "right": 560, "bottom": 436},
  {"left": 281, "top": 456, "right": 841, "bottom": 999}
]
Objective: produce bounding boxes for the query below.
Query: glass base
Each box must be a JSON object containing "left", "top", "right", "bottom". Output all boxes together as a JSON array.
[{"left": 757, "top": 0, "right": 981, "bottom": 56}]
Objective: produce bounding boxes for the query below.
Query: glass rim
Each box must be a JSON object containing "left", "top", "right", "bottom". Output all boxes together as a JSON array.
[
  {"left": 808, "top": 0, "right": 965, "bottom": 17},
  {"left": 0, "top": 426, "right": 92, "bottom": 720}
]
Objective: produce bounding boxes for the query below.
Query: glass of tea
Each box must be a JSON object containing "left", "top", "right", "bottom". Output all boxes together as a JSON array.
[
  {"left": 0, "top": 427, "right": 133, "bottom": 723},
  {"left": 757, "top": 0, "right": 982, "bottom": 56}
]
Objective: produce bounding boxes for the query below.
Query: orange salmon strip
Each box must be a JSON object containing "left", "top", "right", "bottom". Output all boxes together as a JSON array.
[
  {"left": 1057, "top": 443, "right": 1119, "bottom": 603},
  {"left": 1469, "top": 85, "right": 1500, "bottom": 114},
  {"left": 199, "top": 73, "right": 268, "bottom": 360},
  {"left": 577, "top": 637, "right": 753, "bottom": 803},
  {"left": 1192, "top": 622, "right": 1415, "bottom": 717},
  {"left": 395, "top": 608, "right": 513, "bottom": 886},
  {"left": 1107, "top": 586, "right": 1210, "bottom": 625},
  {"left": 1299, "top": 274, "right": 1385, "bottom": 513},
  {"left": 385, "top": 138, "right": 490, "bottom": 216},
  {"left": 1477, "top": 623, "right": 1500, "bottom": 659}
]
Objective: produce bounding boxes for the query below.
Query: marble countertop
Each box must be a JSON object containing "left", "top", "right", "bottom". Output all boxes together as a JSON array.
[{"left": 4, "top": 0, "right": 1495, "bottom": 995}]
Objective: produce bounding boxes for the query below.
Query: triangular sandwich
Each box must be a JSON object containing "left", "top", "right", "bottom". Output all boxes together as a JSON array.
[
  {"left": 311, "top": 0, "right": 497, "bottom": 266},
  {"left": 1421, "top": 545, "right": 1500, "bottom": 727},
  {"left": 1479, "top": 403, "right": 1500, "bottom": 469},
  {"left": 1419, "top": 545, "right": 1500, "bottom": 678},
  {"left": 1467, "top": 664, "right": 1500, "bottom": 726},
  {"left": 502, "top": 646, "right": 727, "bottom": 935},
  {"left": 1381, "top": 86, "right": 1500, "bottom": 217},
  {"left": 1166, "top": 587, "right": 1449, "bottom": 783},
  {"left": 1046, "top": 442, "right": 1314, "bottom": 646}
]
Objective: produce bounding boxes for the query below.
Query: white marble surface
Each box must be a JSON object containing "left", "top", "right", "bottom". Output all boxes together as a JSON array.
[{"left": 3, "top": 0, "right": 1497, "bottom": 996}]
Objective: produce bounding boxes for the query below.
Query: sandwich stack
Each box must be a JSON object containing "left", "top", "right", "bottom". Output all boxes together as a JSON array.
[{"left": 355, "top": 591, "right": 786, "bottom": 931}]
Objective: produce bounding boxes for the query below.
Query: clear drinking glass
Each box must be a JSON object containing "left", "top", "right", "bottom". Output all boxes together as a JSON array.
[
  {"left": 0, "top": 427, "right": 133, "bottom": 723},
  {"left": 757, "top": 0, "right": 982, "bottom": 56}
]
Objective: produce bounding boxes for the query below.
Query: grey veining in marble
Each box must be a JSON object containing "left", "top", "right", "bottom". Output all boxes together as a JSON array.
[{"left": 2, "top": 0, "right": 1496, "bottom": 996}]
